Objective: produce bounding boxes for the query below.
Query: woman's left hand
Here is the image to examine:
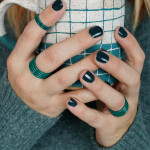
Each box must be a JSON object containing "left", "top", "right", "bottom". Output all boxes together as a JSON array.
[{"left": 65, "top": 27, "right": 146, "bottom": 147}]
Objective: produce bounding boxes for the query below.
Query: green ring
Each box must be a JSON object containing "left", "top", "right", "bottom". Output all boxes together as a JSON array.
[
  {"left": 29, "top": 56, "right": 52, "bottom": 79},
  {"left": 107, "top": 96, "right": 129, "bottom": 117},
  {"left": 35, "top": 14, "right": 52, "bottom": 31}
]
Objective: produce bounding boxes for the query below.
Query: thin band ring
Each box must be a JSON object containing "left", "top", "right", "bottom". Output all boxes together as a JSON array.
[
  {"left": 107, "top": 96, "right": 129, "bottom": 117},
  {"left": 35, "top": 14, "right": 52, "bottom": 31},
  {"left": 29, "top": 56, "right": 52, "bottom": 79}
]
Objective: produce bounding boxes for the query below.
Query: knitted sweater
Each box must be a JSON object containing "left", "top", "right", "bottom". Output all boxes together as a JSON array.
[{"left": 0, "top": 1, "right": 150, "bottom": 150}]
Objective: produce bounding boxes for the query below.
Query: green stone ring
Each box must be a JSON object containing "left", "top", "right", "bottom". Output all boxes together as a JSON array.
[
  {"left": 107, "top": 96, "right": 129, "bottom": 117},
  {"left": 29, "top": 56, "right": 52, "bottom": 79},
  {"left": 35, "top": 14, "right": 52, "bottom": 31}
]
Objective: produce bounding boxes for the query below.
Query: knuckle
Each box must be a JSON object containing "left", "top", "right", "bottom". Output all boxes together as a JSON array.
[
  {"left": 136, "top": 52, "right": 146, "bottom": 64},
  {"left": 7, "top": 55, "right": 18, "bottom": 74},
  {"left": 44, "top": 107, "right": 59, "bottom": 118},
  {"left": 113, "top": 96, "right": 125, "bottom": 110},
  {"left": 126, "top": 36, "right": 146, "bottom": 65},
  {"left": 111, "top": 123, "right": 120, "bottom": 133},
  {"left": 142, "top": 52, "right": 146, "bottom": 61},
  {"left": 82, "top": 57, "right": 95, "bottom": 70},
  {"left": 28, "top": 93, "right": 38, "bottom": 105},
  {"left": 14, "top": 75, "right": 24, "bottom": 90},
  {"left": 133, "top": 73, "right": 141, "bottom": 86},
  {"left": 7, "top": 56, "right": 14, "bottom": 69},
  {"left": 77, "top": 106, "right": 87, "bottom": 117},
  {"left": 88, "top": 111, "right": 99, "bottom": 125},
  {"left": 127, "top": 34, "right": 138, "bottom": 47},
  {"left": 42, "top": 50, "right": 58, "bottom": 63},
  {"left": 111, "top": 58, "right": 121, "bottom": 73},
  {"left": 48, "top": 108, "right": 58, "bottom": 117},
  {"left": 46, "top": 112, "right": 58, "bottom": 118},
  {"left": 7, "top": 51, "right": 17, "bottom": 69},
  {"left": 128, "top": 72, "right": 140, "bottom": 87},
  {"left": 75, "top": 35, "right": 85, "bottom": 49},
  {"left": 29, "top": 91, "right": 47, "bottom": 108},
  {"left": 57, "top": 71, "right": 69, "bottom": 87}
]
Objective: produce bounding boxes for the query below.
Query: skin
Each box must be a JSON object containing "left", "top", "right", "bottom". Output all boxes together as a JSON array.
[{"left": 7, "top": 0, "right": 146, "bottom": 148}]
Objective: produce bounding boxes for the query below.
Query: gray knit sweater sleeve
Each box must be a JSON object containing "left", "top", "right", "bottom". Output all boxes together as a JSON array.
[{"left": 0, "top": 69, "right": 61, "bottom": 150}]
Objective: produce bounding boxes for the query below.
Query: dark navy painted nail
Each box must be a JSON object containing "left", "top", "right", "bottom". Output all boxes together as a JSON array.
[
  {"left": 118, "top": 27, "right": 128, "bottom": 38},
  {"left": 96, "top": 50, "right": 109, "bottom": 63},
  {"left": 68, "top": 98, "right": 77, "bottom": 107},
  {"left": 101, "top": 49, "right": 107, "bottom": 52},
  {"left": 52, "top": 0, "right": 63, "bottom": 11},
  {"left": 82, "top": 71, "right": 95, "bottom": 83},
  {"left": 89, "top": 26, "right": 103, "bottom": 38},
  {"left": 105, "top": 81, "right": 111, "bottom": 86}
]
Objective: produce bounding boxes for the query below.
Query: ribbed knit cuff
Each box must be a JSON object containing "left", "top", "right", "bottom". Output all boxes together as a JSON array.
[
  {"left": 0, "top": 70, "right": 62, "bottom": 150},
  {"left": 90, "top": 100, "right": 150, "bottom": 150}
]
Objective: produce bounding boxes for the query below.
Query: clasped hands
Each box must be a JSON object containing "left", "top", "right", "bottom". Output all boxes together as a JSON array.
[{"left": 7, "top": 1, "right": 145, "bottom": 147}]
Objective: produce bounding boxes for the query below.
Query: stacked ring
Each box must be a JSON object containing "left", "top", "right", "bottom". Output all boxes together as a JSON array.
[
  {"left": 35, "top": 14, "right": 52, "bottom": 31},
  {"left": 29, "top": 56, "right": 52, "bottom": 79},
  {"left": 107, "top": 96, "right": 129, "bottom": 117}
]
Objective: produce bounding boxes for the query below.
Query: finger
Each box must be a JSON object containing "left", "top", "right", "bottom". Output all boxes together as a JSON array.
[
  {"left": 115, "top": 27, "right": 146, "bottom": 74},
  {"left": 42, "top": 52, "right": 98, "bottom": 94},
  {"left": 79, "top": 70, "right": 125, "bottom": 111},
  {"left": 60, "top": 88, "right": 97, "bottom": 103},
  {"left": 93, "top": 49, "right": 140, "bottom": 89},
  {"left": 14, "top": 0, "right": 66, "bottom": 60},
  {"left": 36, "top": 25, "right": 103, "bottom": 73},
  {"left": 66, "top": 97, "right": 106, "bottom": 129},
  {"left": 43, "top": 48, "right": 139, "bottom": 95},
  {"left": 61, "top": 88, "right": 109, "bottom": 113}
]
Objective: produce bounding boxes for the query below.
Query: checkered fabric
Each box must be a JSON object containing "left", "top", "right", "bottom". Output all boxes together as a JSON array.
[{"left": 37, "top": 0, "right": 125, "bottom": 88}]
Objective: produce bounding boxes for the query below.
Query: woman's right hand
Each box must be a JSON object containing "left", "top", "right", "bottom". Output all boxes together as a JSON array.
[{"left": 7, "top": 0, "right": 103, "bottom": 118}]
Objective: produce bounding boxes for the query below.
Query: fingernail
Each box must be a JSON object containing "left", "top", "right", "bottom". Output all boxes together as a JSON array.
[
  {"left": 96, "top": 50, "right": 109, "bottom": 63},
  {"left": 89, "top": 26, "right": 103, "bottom": 38},
  {"left": 52, "top": 0, "right": 63, "bottom": 11},
  {"left": 118, "top": 27, "right": 128, "bottom": 38},
  {"left": 68, "top": 98, "right": 77, "bottom": 107},
  {"left": 101, "top": 49, "right": 107, "bottom": 52},
  {"left": 105, "top": 81, "right": 111, "bottom": 86},
  {"left": 82, "top": 71, "right": 95, "bottom": 83}
]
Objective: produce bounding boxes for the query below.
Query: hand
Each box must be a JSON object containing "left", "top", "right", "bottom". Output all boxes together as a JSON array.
[
  {"left": 7, "top": 0, "right": 105, "bottom": 118},
  {"left": 66, "top": 27, "right": 146, "bottom": 147}
]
